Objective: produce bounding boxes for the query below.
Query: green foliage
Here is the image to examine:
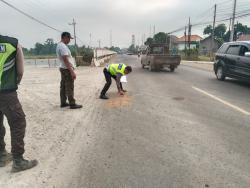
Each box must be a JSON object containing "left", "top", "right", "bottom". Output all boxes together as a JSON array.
[
  {"left": 128, "top": 44, "right": 137, "bottom": 53},
  {"left": 204, "top": 24, "right": 227, "bottom": 38},
  {"left": 78, "top": 46, "right": 93, "bottom": 63},
  {"left": 109, "top": 46, "right": 121, "bottom": 53},
  {"left": 153, "top": 32, "right": 167, "bottom": 44},
  {"left": 144, "top": 37, "right": 153, "bottom": 46},
  {"left": 204, "top": 25, "right": 213, "bottom": 35},
  {"left": 214, "top": 24, "right": 227, "bottom": 38}
]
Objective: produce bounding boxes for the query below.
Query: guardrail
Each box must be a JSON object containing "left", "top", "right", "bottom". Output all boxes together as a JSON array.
[{"left": 92, "top": 48, "right": 117, "bottom": 66}]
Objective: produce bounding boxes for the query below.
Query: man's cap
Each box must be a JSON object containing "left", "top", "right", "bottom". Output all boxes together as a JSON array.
[{"left": 61, "top": 32, "right": 74, "bottom": 39}]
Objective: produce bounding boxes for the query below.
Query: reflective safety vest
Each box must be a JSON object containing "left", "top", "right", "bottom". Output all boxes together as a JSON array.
[
  {"left": 108, "top": 63, "right": 126, "bottom": 76},
  {"left": 0, "top": 35, "right": 18, "bottom": 92}
]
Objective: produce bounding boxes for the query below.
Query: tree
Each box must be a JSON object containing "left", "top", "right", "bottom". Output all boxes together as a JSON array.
[
  {"left": 144, "top": 37, "right": 153, "bottom": 46},
  {"left": 235, "top": 23, "right": 250, "bottom": 34},
  {"left": 203, "top": 24, "right": 226, "bottom": 38},
  {"left": 128, "top": 44, "right": 136, "bottom": 53},
  {"left": 214, "top": 24, "right": 227, "bottom": 38},
  {"left": 153, "top": 32, "right": 167, "bottom": 43},
  {"left": 203, "top": 25, "right": 213, "bottom": 35}
]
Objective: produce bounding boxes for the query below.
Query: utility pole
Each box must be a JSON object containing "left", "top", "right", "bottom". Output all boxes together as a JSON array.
[
  {"left": 98, "top": 40, "right": 101, "bottom": 48},
  {"left": 153, "top": 25, "right": 156, "bottom": 36},
  {"left": 230, "top": 0, "right": 237, "bottom": 41},
  {"left": 188, "top": 17, "right": 192, "bottom": 51},
  {"left": 89, "top": 33, "right": 92, "bottom": 48},
  {"left": 184, "top": 26, "right": 187, "bottom": 56},
  {"left": 110, "top": 30, "right": 112, "bottom": 47},
  {"left": 69, "top": 18, "right": 78, "bottom": 55},
  {"left": 150, "top": 25, "right": 152, "bottom": 38},
  {"left": 211, "top": 4, "right": 217, "bottom": 60}
]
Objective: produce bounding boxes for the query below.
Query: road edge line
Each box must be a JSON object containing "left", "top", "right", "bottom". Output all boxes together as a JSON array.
[{"left": 192, "top": 86, "right": 250, "bottom": 116}]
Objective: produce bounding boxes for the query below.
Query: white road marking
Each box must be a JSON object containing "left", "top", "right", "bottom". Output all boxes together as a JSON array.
[{"left": 192, "top": 86, "right": 250, "bottom": 116}]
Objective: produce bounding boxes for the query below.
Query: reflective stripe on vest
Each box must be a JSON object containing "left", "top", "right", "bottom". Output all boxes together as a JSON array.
[{"left": 108, "top": 63, "right": 126, "bottom": 76}]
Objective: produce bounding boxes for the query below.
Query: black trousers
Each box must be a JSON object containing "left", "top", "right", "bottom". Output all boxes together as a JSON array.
[{"left": 100, "top": 68, "right": 123, "bottom": 96}]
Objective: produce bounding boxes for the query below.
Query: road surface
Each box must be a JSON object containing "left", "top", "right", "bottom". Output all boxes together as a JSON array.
[
  {"left": 1, "top": 55, "right": 249, "bottom": 188},
  {"left": 74, "top": 55, "right": 250, "bottom": 188}
]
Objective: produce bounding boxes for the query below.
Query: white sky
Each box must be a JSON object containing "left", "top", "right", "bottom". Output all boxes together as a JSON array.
[{"left": 1, "top": 0, "right": 250, "bottom": 49}]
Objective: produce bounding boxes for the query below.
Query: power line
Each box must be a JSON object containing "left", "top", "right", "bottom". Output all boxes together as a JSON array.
[
  {"left": 0, "top": 0, "right": 85, "bottom": 45},
  {"left": 0, "top": 0, "right": 62, "bottom": 33}
]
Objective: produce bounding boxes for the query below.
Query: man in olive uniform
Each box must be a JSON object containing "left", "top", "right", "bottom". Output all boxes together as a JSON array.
[
  {"left": 0, "top": 35, "right": 38, "bottom": 172},
  {"left": 100, "top": 63, "right": 132, "bottom": 99},
  {"left": 56, "top": 32, "right": 82, "bottom": 109}
]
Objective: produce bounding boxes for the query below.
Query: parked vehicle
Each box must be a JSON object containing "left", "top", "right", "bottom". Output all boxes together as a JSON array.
[
  {"left": 141, "top": 44, "right": 181, "bottom": 72},
  {"left": 214, "top": 41, "right": 250, "bottom": 82}
]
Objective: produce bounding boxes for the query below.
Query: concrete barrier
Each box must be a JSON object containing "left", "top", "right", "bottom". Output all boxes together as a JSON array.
[{"left": 92, "top": 48, "right": 117, "bottom": 67}]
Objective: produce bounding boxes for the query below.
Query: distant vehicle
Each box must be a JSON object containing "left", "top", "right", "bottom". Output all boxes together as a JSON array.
[
  {"left": 141, "top": 44, "right": 181, "bottom": 72},
  {"left": 214, "top": 41, "right": 250, "bottom": 82}
]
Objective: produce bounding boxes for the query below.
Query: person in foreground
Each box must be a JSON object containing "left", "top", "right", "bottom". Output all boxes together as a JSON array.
[
  {"left": 100, "top": 63, "right": 132, "bottom": 99},
  {"left": 56, "top": 32, "right": 82, "bottom": 109},
  {"left": 0, "top": 34, "right": 38, "bottom": 172}
]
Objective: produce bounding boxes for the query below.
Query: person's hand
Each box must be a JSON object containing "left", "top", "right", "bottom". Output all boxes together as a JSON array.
[
  {"left": 70, "top": 70, "right": 76, "bottom": 80},
  {"left": 118, "top": 91, "right": 124, "bottom": 96}
]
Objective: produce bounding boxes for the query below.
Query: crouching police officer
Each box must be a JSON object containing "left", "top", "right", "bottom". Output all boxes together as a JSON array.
[
  {"left": 0, "top": 35, "right": 38, "bottom": 172},
  {"left": 100, "top": 63, "right": 132, "bottom": 99}
]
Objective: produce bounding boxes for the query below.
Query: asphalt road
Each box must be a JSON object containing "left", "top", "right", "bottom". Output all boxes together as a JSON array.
[{"left": 74, "top": 55, "right": 250, "bottom": 188}]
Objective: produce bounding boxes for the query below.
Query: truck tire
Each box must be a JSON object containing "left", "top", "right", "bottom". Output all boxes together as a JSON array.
[
  {"left": 149, "top": 63, "right": 154, "bottom": 72},
  {"left": 141, "top": 61, "right": 145, "bottom": 69},
  {"left": 170, "top": 66, "right": 175, "bottom": 72}
]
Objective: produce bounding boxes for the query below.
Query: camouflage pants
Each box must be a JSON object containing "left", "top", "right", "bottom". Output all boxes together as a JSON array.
[
  {"left": 60, "top": 68, "right": 75, "bottom": 105},
  {"left": 0, "top": 91, "right": 26, "bottom": 157}
]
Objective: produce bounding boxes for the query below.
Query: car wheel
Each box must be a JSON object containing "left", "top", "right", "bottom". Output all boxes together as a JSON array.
[{"left": 216, "top": 66, "right": 226, "bottom": 81}]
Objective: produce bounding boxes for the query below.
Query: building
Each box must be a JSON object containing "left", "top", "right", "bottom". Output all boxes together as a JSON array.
[
  {"left": 237, "top": 34, "right": 250, "bottom": 41},
  {"left": 177, "top": 35, "right": 203, "bottom": 50},
  {"left": 199, "top": 36, "right": 221, "bottom": 55}
]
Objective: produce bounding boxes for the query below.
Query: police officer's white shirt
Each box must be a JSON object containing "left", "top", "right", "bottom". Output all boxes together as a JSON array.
[{"left": 56, "top": 42, "right": 76, "bottom": 69}]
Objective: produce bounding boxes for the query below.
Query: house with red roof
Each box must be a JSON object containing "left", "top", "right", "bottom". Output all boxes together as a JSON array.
[{"left": 177, "top": 35, "right": 203, "bottom": 50}]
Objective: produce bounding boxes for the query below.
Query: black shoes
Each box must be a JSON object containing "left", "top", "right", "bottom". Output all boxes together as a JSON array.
[
  {"left": 70, "top": 104, "right": 83, "bottom": 109},
  {"left": 0, "top": 150, "right": 12, "bottom": 167},
  {"left": 61, "top": 103, "right": 82, "bottom": 109},
  {"left": 100, "top": 95, "right": 109, "bottom": 100},
  {"left": 60, "top": 103, "right": 70, "bottom": 108},
  {"left": 12, "top": 156, "right": 38, "bottom": 173}
]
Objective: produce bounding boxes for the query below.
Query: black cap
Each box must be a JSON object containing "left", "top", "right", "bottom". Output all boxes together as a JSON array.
[{"left": 61, "top": 32, "right": 74, "bottom": 39}]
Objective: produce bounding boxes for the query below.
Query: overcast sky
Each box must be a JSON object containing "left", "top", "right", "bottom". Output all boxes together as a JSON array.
[{"left": 1, "top": 0, "right": 249, "bottom": 48}]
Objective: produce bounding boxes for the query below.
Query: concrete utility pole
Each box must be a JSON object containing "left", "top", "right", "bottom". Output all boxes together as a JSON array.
[
  {"left": 211, "top": 4, "right": 217, "bottom": 60},
  {"left": 230, "top": 0, "right": 237, "bottom": 41},
  {"left": 110, "top": 30, "right": 112, "bottom": 47},
  {"left": 89, "top": 33, "right": 92, "bottom": 48},
  {"left": 153, "top": 25, "right": 156, "bottom": 36},
  {"left": 69, "top": 18, "right": 78, "bottom": 55},
  {"left": 184, "top": 26, "right": 187, "bottom": 56},
  {"left": 188, "top": 17, "right": 192, "bottom": 51},
  {"left": 150, "top": 25, "right": 152, "bottom": 38},
  {"left": 98, "top": 40, "right": 101, "bottom": 48}
]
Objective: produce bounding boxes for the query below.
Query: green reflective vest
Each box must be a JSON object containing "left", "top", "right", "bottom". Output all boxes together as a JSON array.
[
  {"left": 108, "top": 63, "right": 126, "bottom": 76},
  {"left": 0, "top": 35, "right": 18, "bottom": 92}
]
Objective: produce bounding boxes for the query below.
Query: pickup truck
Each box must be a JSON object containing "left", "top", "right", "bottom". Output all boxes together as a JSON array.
[{"left": 141, "top": 44, "right": 181, "bottom": 72}]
